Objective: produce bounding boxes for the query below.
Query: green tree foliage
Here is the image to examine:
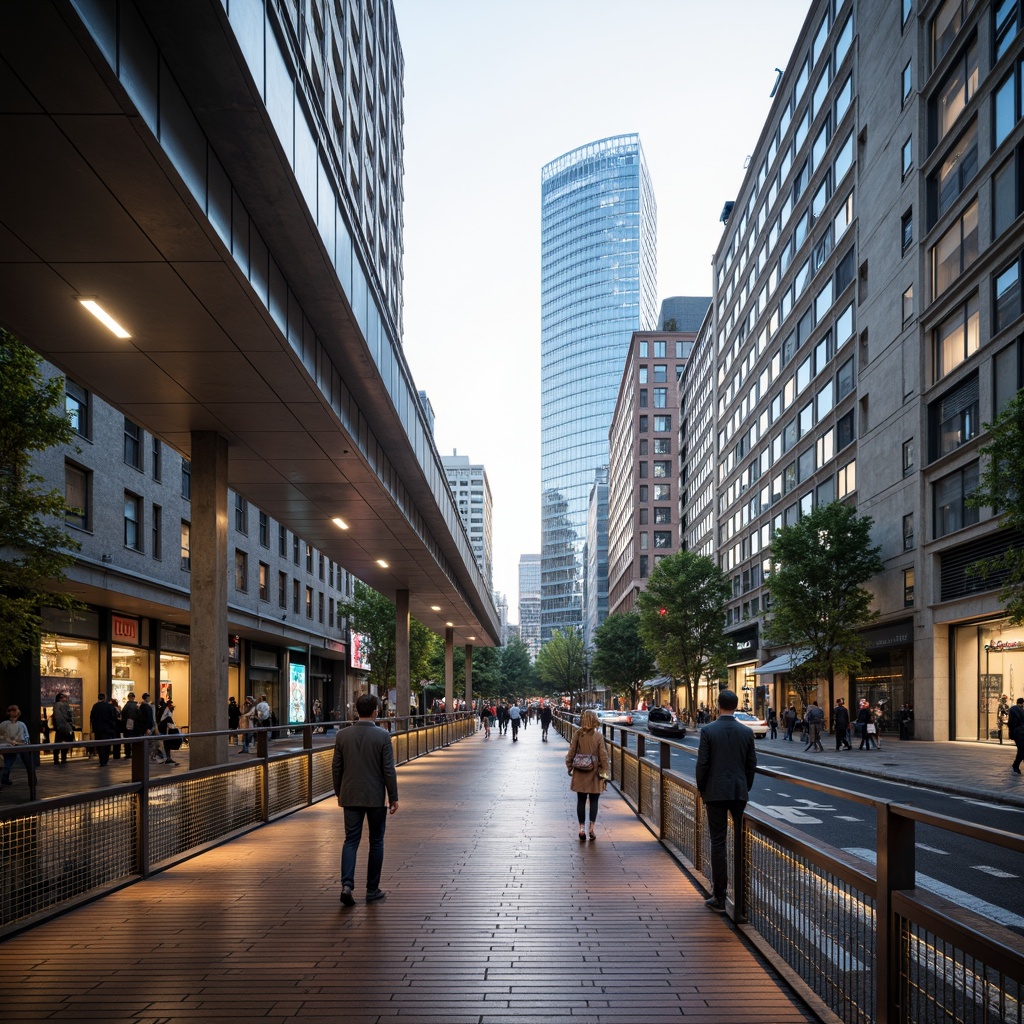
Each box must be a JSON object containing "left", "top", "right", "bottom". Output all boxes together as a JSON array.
[
  {"left": 591, "top": 611, "right": 655, "bottom": 709},
  {"left": 636, "top": 551, "right": 731, "bottom": 715},
  {"left": 535, "top": 628, "right": 585, "bottom": 706},
  {"left": 764, "top": 501, "right": 884, "bottom": 711},
  {"left": 0, "top": 331, "right": 82, "bottom": 668},
  {"left": 500, "top": 635, "right": 535, "bottom": 694},
  {"left": 341, "top": 581, "right": 438, "bottom": 697},
  {"left": 966, "top": 391, "right": 1024, "bottom": 623}
]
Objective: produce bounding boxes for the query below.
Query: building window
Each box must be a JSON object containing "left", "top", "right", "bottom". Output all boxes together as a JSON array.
[
  {"left": 901, "top": 209, "right": 914, "bottom": 255},
  {"left": 305, "top": 586, "right": 314, "bottom": 619},
  {"left": 639, "top": 462, "right": 648, "bottom": 479},
  {"left": 278, "top": 523, "right": 287, "bottom": 557},
  {"left": 654, "top": 507, "right": 671, "bottom": 524},
  {"left": 934, "top": 38, "right": 977, "bottom": 147},
  {"left": 837, "top": 459, "right": 857, "bottom": 498},
  {"left": 639, "top": 555, "right": 649, "bottom": 578},
  {"left": 903, "top": 439, "right": 916, "bottom": 476},
  {"left": 653, "top": 484, "right": 670, "bottom": 501},
  {"left": 292, "top": 579, "right": 300, "bottom": 613},
  {"left": 318, "top": 553, "right": 325, "bottom": 580},
  {"left": 933, "top": 297, "right": 980, "bottom": 381},
  {"left": 318, "top": 592, "right": 325, "bottom": 623},
  {"left": 653, "top": 461, "right": 671, "bottom": 478},
  {"left": 931, "top": 120, "right": 978, "bottom": 224},
  {"left": 995, "top": 65, "right": 1023, "bottom": 149},
  {"left": 180, "top": 521, "right": 191, "bottom": 571},
  {"left": 653, "top": 438, "right": 671, "bottom": 455},
  {"left": 329, "top": 596, "right": 335, "bottom": 628},
  {"left": 124, "top": 418, "right": 142, "bottom": 469},
  {"left": 638, "top": 415, "right": 648, "bottom": 432},
  {"left": 996, "top": 0, "right": 1021, "bottom": 59},
  {"left": 653, "top": 365, "right": 667, "bottom": 383},
  {"left": 640, "top": 532, "right": 649, "bottom": 550},
  {"left": 152, "top": 438, "right": 162, "bottom": 482},
  {"left": 903, "top": 0, "right": 912, "bottom": 29},
  {"left": 259, "top": 562, "right": 270, "bottom": 601},
  {"left": 653, "top": 341, "right": 666, "bottom": 358},
  {"left": 931, "top": 0, "right": 963, "bottom": 68},
  {"left": 653, "top": 531, "right": 672, "bottom": 549},
  {"left": 638, "top": 366, "right": 648, "bottom": 384},
  {"left": 124, "top": 492, "right": 142, "bottom": 549},
  {"left": 837, "top": 410, "right": 856, "bottom": 450},
  {"left": 305, "top": 543, "right": 313, "bottom": 573},
  {"left": 653, "top": 387, "right": 667, "bottom": 408},
  {"left": 995, "top": 336, "right": 1024, "bottom": 411},
  {"left": 293, "top": 536, "right": 300, "bottom": 565},
  {"left": 639, "top": 389, "right": 648, "bottom": 408},
  {"left": 904, "top": 567, "right": 916, "bottom": 607},
  {"left": 259, "top": 512, "right": 269, "bottom": 547},
  {"left": 902, "top": 136, "right": 914, "bottom": 180},
  {"left": 152, "top": 504, "right": 162, "bottom": 560},
  {"left": 837, "top": 356, "right": 856, "bottom": 399},
  {"left": 65, "top": 462, "right": 90, "bottom": 530},
  {"left": 639, "top": 508, "right": 649, "bottom": 526},
  {"left": 902, "top": 60, "right": 913, "bottom": 105},
  {"left": 639, "top": 484, "right": 648, "bottom": 502},
  {"left": 653, "top": 414, "right": 671, "bottom": 431},
  {"left": 278, "top": 571, "right": 287, "bottom": 608},
  {"left": 181, "top": 458, "right": 191, "bottom": 500},
  {"left": 994, "top": 254, "right": 1023, "bottom": 331},
  {"left": 65, "top": 380, "right": 89, "bottom": 438},
  {"left": 235, "top": 494, "right": 248, "bottom": 534},
  {"left": 932, "top": 198, "right": 978, "bottom": 298},
  {"left": 930, "top": 372, "right": 979, "bottom": 459},
  {"left": 934, "top": 462, "right": 979, "bottom": 536},
  {"left": 235, "top": 549, "right": 248, "bottom": 592},
  {"left": 904, "top": 513, "right": 915, "bottom": 551},
  {"left": 903, "top": 284, "right": 915, "bottom": 326},
  {"left": 639, "top": 439, "right": 649, "bottom": 456}
]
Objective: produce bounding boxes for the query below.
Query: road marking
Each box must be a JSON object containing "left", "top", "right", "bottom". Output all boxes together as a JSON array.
[
  {"left": 835, "top": 815, "right": 863, "bottom": 821},
  {"left": 844, "top": 848, "right": 1024, "bottom": 930},
  {"left": 751, "top": 800, "right": 831, "bottom": 824},
  {"left": 915, "top": 843, "right": 949, "bottom": 855},
  {"left": 973, "top": 865, "right": 1018, "bottom": 878},
  {"left": 948, "top": 795, "right": 1024, "bottom": 814}
]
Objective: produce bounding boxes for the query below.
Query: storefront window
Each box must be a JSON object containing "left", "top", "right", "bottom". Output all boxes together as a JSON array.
[
  {"left": 39, "top": 634, "right": 99, "bottom": 740},
  {"left": 959, "top": 620, "right": 1024, "bottom": 742},
  {"left": 850, "top": 648, "right": 913, "bottom": 735},
  {"left": 110, "top": 644, "right": 151, "bottom": 706},
  {"left": 159, "top": 653, "right": 191, "bottom": 728}
]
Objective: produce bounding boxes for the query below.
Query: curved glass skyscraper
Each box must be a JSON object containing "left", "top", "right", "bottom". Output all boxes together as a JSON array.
[{"left": 540, "top": 134, "right": 657, "bottom": 642}]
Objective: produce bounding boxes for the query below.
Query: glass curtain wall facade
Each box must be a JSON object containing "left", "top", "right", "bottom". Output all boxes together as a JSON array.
[{"left": 540, "top": 134, "right": 657, "bottom": 641}]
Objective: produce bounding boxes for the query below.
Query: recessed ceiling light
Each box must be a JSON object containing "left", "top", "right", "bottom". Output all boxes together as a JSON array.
[
  {"left": 331, "top": 517, "right": 349, "bottom": 530},
  {"left": 376, "top": 559, "right": 389, "bottom": 568},
  {"left": 75, "top": 296, "right": 131, "bottom": 338},
  {"left": 430, "top": 605, "right": 441, "bottom": 612},
  {"left": 445, "top": 621, "right": 454, "bottom": 627},
  {"left": 467, "top": 636, "right": 476, "bottom": 641}
]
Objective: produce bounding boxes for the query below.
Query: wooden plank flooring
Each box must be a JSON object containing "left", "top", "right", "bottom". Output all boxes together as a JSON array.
[{"left": 1, "top": 721, "right": 816, "bottom": 1023}]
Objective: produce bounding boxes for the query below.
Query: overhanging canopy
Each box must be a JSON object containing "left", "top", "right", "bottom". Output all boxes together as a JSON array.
[{"left": 754, "top": 650, "right": 811, "bottom": 675}]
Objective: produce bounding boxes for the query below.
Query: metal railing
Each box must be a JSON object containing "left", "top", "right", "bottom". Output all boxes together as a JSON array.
[
  {"left": 0, "top": 713, "right": 475, "bottom": 939},
  {"left": 555, "top": 715, "right": 1024, "bottom": 1024}
]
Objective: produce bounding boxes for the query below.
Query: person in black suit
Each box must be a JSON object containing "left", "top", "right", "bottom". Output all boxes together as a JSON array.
[
  {"left": 89, "top": 693, "right": 121, "bottom": 766},
  {"left": 1008, "top": 697, "right": 1024, "bottom": 775},
  {"left": 695, "top": 689, "right": 757, "bottom": 913},
  {"left": 332, "top": 693, "right": 399, "bottom": 906}
]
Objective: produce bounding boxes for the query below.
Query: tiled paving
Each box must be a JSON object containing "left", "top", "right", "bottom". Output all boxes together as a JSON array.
[{"left": 1, "top": 721, "right": 815, "bottom": 1023}]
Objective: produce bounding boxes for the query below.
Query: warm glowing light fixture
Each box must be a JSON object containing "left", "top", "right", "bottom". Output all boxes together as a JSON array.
[
  {"left": 76, "top": 296, "right": 131, "bottom": 338},
  {"left": 376, "top": 559, "right": 389, "bottom": 568},
  {"left": 467, "top": 636, "right": 476, "bottom": 641},
  {"left": 331, "top": 517, "right": 349, "bottom": 530},
  {"left": 430, "top": 605, "right": 441, "bottom": 612},
  {"left": 445, "top": 621, "right": 454, "bottom": 628}
]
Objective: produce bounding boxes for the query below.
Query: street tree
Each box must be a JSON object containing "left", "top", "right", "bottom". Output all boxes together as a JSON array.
[
  {"left": 0, "top": 330, "right": 82, "bottom": 669},
  {"left": 591, "top": 611, "right": 655, "bottom": 709},
  {"left": 966, "top": 391, "right": 1024, "bottom": 623},
  {"left": 535, "top": 628, "right": 586, "bottom": 707},
  {"left": 500, "top": 635, "right": 535, "bottom": 694},
  {"left": 764, "top": 501, "right": 884, "bottom": 713},
  {"left": 636, "top": 551, "right": 731, "bottom": 715}
]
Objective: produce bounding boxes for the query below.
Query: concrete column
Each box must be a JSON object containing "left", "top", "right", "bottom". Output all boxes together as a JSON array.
[
  {"left": 395, "top": 589, "right": 410, "bottom": 718},
  {"left": 464, "top": 644, "right": 473, "bottom": 709},
  {"left": 190, "top": 431, "right": 229, "bottom": 768},
  {"left": 444, "top": 627, "right": 454, "bottom": 713}
]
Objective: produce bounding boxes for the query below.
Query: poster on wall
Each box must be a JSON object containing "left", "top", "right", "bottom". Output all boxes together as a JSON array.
[
  {"left": 350, "top": 631, "right": 371, "bottom": 672},
  {"left": 41, "top": 676, "right": 83, "bottom": 729},
  {"left": 289, "top": 663, "right": 307, "bottom": 725}
]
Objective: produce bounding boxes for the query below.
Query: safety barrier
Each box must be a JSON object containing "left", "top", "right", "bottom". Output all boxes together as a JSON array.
[
  {"left": 555, "top": 715, "right": 1024, "bottom": 1024},
  {"left": 0, "top": 713, "right": 475, "bottom": 938}
]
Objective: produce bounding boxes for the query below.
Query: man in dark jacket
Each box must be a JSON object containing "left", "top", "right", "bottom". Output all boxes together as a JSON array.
[
  {"left": 332, "top": 693, "right": 399, "bottom": 906},
  {"left": 1008, "top": 697, "right": 1024, "bottom": 775},
  {"left": 696, "top": 689, "right": 757, "bottom": 913},
  {"left": 833, "top": 698, "right": 852, "bottom": 750},
  {"left": 89, "top": 693, "right": 121, "bottom": 766}
]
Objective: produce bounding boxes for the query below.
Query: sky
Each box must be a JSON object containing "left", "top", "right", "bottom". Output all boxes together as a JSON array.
[{"left": 394, "top": 0, "right": 813, "bottom": 623}]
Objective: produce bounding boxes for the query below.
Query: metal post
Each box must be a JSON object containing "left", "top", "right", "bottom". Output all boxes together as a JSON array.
[{"left": 876, "top": 801, "right": 916, "bottom": 1024}]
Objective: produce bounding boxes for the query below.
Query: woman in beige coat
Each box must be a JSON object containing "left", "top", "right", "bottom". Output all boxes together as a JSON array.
[{"left": 565, "top": 709, "right": 610, "bottom": 840}]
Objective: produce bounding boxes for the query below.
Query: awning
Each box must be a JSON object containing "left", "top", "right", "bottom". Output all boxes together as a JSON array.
[
  {"left": 754, "top": 650, "right": 811, "bottom": 675},
  {"left": 641, "top": 676, "right": 673, "bottom": 690}
]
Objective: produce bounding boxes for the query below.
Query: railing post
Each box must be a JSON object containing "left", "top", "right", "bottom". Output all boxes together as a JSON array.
[
  {"left": 876, "top": 801, "right": 915, "bottom": 1024},
  {"left": 257, "top": 728, "right": 270, "bottom": 821},
  {"left": 733, "top": 814, "right": 747, "bottom": 923},
  {"left": 133, "top": 738, "right": 150, "bottom": 877},
  {"left": 302, "top": 725, "right": 313, "bottom": 805}
]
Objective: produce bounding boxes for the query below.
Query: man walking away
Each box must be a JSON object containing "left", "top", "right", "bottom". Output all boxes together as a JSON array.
[
  {"left": 332, "top": 693, "right": 399, "bottom": 906},
  {"left": 1008, "top": 697, "right": 1024, "bottom": 775},
  {"left": 509, "top": 702, "right": 521, "bottom": 741},
  {"left": 540, "top": 702, "right": 553, "bottom": 742},
  {"left": 783, "top": 705, "right": 797, "bottom": 741},
  {"left": 833, "top": 698, "right": 852, "bottom": 750},
  {"left": 695, "top": 689, "right": 757, "bottom": 914},
  {"left": 804, "top": 701, "right": 825, "bottom": 752},
  {"left": 89, "top": 693, "right": 120, "bottom": 766}
]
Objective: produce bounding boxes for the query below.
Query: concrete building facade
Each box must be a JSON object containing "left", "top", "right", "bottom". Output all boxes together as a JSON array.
[
  {"left": 518, "top": 554, "right": 542, "bottom": 662},
  {"left": 442, "top": 453, "right": 494, "bottom": 591}
]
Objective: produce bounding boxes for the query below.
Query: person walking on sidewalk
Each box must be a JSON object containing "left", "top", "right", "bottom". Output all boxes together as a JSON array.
[
  {"left": 1, "top": 705, "right": 33, "bottom": 788},
  {"left": 1008, "top": 697, "right": 1024, "bottom": 775},
  {"left": 565, "top": 709, "right": 609, "bottom": 840},
  {"left": 833, "top": 698, "right": 852, "bottom": 750},
  {"left": 51, "top": 692, "right": 75, "bottom": 764},
  {"left": 783, "top": 705, "right": 798, "bottom": 742},
  {"left": 332, "top": 693, "right": 398, "bottom": 906},
  {"left": 540, "top": 702, "right": 553, "bottom": 742},
  {"left": 89, "top": 693, "right": 120, "bottom": 766},
  {"left": 856, "top": 699, "right": 875, "bottom": 750},
  {"left": 508, "top": 702, "right": 522, "bottom": 742},
  {"left": 696, "top": 689, "right": 757, "bottom": 913},
  {"left": 804, "top": 701, "right": 825, "bottom": 752}
]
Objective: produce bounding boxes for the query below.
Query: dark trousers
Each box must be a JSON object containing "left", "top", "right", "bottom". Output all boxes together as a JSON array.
[
  {"left": 341, "top": 806, "right": 388, "bottom": 893},
  {"left": 510, "top": 718, "right": 520, "bottom": 740},
  {"left": 576, "top": 792, "right": 600, "bottom": 824},
  {"left": 705, "top": 799, "right": 746, "bottom": 900},
  {"left": 784, "top": 722, "right": 794, "bottom": 741},
  {"left": 2, "top": 751, "right": 33, "bottom": 782},
  {"left": 1013, "top": 736, "right": 1024, "bottom": 772}
]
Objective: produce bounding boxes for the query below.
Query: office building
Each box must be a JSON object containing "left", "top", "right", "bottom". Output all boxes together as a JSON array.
[
  {"left": 700, "top": 0, "right": 1024, "bottom": 741},
  {"left": 442, "top": 453, "right": 494, "bottom": 590},
  {"left": 608, "top": 303, "right": 708, "bottom": 618},
  {"left": 518, "top": 554, "right": 542, "bottom": 661},
  {"left": 583, "top": 467, "right": 609, "bottom": 647},
  {"left": 540, "top": 134, "right": 658, "bottom": 642}
]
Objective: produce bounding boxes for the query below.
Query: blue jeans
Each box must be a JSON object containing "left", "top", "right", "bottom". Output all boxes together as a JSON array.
[{"left": 341, "top": 806, "right": 388, "bottom": 893}]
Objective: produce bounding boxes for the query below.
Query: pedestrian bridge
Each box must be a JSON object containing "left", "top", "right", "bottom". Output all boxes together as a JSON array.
[{"left": 2, "top": 716, "right": 1022, "bottom": 1023}]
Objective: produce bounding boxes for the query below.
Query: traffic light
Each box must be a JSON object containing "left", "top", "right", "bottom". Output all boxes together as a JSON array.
[{"left": 659, "top": 607, "right": 667, "bottom": 616}]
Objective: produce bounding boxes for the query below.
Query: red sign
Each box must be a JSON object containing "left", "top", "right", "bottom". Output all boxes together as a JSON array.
[{"left": 111, "top": 614, "right": 140, "bottom": 645}]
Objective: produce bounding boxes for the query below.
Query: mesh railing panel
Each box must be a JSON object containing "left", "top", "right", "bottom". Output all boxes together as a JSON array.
[
  {"left": 148, "top": 769, "right": 261, "bottom": 865},
  {"left": 1, "top": 794, "right": 137, "bottom": 927},
  {"left": 639, "top": 759, "right": 660, "bottom": 828},
  {"left": 747, "top": 827, "right": 875, "bottom": 1024},
  {"left": 268, "top": 756, "right": 307, "bottom": 817},
  {"left": 312, "top": 747, "right": 334, "bottom": 799},
  {"left": 393, "top": 731, "right": 409, "bottom": 764},
  {"left": 897, "top": 916, "right": 1023, "bottom": 1024},
  {"left": 662, "top": 775, "right": 698, "bottom": 864},
  {"left": 621, "top": 750, "right": 639, "bottom": 802}
]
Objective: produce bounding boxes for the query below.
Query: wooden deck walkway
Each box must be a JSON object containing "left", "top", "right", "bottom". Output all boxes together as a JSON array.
[{"left": 1, "top": 720, "right": 815, "bottom": 1023}]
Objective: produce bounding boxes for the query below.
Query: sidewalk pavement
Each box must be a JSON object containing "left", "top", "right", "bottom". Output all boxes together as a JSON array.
[{"left": 747, "top": 730, "right": 1024, "bottom": 808}]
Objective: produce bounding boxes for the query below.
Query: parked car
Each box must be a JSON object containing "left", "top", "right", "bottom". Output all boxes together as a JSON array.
[
  {"left": 597, "top": 709, "right": 647, "bottom": 727},
  {"left": 734, "top": 711, "right": 769, "bottom": 738},
  {"left": 646, "top": 706, "right": 686, "bottom": 739}
]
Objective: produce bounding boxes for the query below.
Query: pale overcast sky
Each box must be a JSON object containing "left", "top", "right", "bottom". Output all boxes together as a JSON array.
[{"left": 394, "top": 0, "right": 812, "bottom": 622}]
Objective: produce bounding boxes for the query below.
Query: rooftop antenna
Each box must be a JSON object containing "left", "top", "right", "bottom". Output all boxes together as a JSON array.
[{"left": 769, "top": 67, "right": 783, "bottom": 98}]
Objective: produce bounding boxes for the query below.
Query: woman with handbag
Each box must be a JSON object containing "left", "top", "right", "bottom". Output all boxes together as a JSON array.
[
  {"left": 158, "top": 700, "right": 180, "bottom": 766},
  {"left": 565, "top": 709, "right": 609, "bottom": 841}
]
